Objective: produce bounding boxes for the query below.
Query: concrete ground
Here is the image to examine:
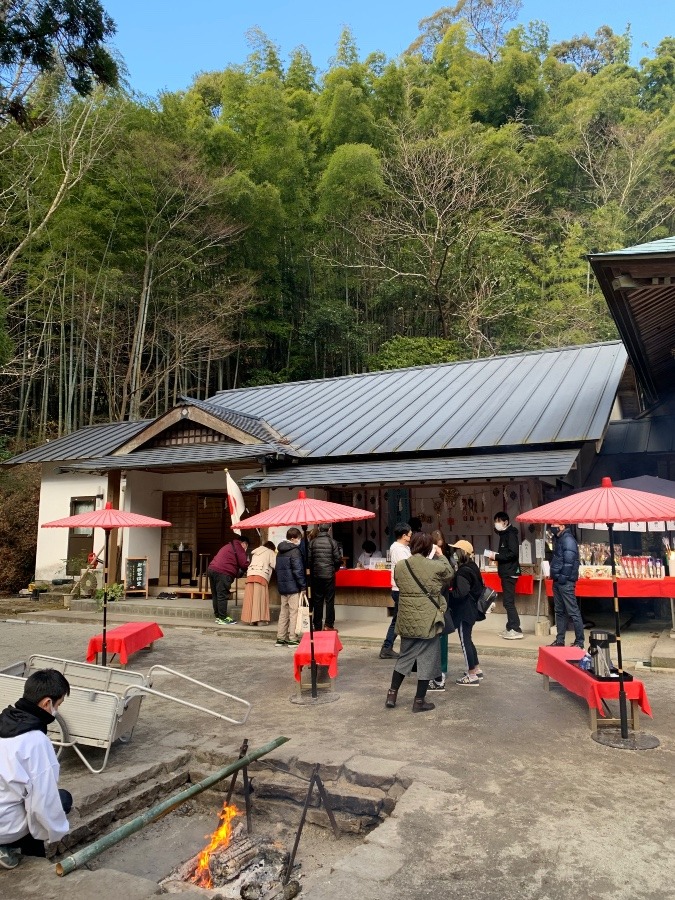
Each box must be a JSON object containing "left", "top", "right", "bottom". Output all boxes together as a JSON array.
[{"left": 0, "top": 616, "right": 673, "bottom": 899}]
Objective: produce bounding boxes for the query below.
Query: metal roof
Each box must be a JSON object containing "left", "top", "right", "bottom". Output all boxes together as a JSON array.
[
  {"left": 178, "top": 396, "right": 284, "bottom": 444},
  {"left": 60, "top": 443, "right": 297, "bottom": 474},
  {"left": 244, "top": 450, "right": 580, "bottom": 489},
  {"left": 589, "top": 236, "right": 675, "bottom": 258},
  {"left": 599, "top": 416, "right": 675, "bottom": 456},
  {"left": 2, "top": 421, "right": 150, "bottom": 466},
  {"left": 207, "top": 343, "right": 626, "bottom": 457},
  {"left": 588, "top": 240, "right": 675, "bottom": 404}
]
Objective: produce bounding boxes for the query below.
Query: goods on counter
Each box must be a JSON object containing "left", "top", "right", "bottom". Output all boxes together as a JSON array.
[
  {"left": 579, "top": 565, "right": 613, "bottom": 579},
  {"left": 618, "top": 556, "right": 664, "bottom": 579}
]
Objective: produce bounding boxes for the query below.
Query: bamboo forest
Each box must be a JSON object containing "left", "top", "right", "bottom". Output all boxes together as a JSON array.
[{"left": 2, "top": 1, "right": 675, "bottom": 449}]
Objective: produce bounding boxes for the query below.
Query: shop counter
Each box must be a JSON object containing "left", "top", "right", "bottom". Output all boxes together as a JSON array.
[
  {"left": 482, "top": 572, "right": 534, "bottom": 595},
  {"left": 335, "top": 569, "right": 391, "bottom": 589},
  {"left": 544, "top": 577, "right": 675, "bottom": 630}
]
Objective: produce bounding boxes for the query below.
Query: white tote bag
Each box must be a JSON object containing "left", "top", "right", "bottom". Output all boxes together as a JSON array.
[{"left": 295, "top": 591, "right": 311, "bottom": 634}]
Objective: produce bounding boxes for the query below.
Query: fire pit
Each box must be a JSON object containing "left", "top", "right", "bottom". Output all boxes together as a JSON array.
[{"left": 162, "top": 802, "right": 301, "bottom": 899}]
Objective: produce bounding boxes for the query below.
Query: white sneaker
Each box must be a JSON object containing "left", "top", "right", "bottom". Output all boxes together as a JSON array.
[
  {"left": 0, "top": 845, "right": 20, "bottom": 869},
  {"left": 502, "top": 629, "right": 524, "bottom": 640}
]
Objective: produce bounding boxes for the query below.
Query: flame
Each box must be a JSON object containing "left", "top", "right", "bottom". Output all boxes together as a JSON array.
[{"left": 191, "top": 803, "right": 239, "bottom": 888}]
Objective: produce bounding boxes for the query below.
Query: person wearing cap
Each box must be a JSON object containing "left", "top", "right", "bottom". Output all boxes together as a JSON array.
[{"left": 447, "top": 540, "right": 485, "bottom": 685}]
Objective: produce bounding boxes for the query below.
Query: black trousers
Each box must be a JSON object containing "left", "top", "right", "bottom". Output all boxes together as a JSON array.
[
  {"left": 208, "top": 569, "right": 233, "bottom": 618},
  {"left": 312, "top": 576, "right": 336, "bottom": 629},
  {"left": 501, "top": 575, "right": 521, "bottom": 632},
  {"left": 8, "top": 789, "right": 72, "bottom": 857}
]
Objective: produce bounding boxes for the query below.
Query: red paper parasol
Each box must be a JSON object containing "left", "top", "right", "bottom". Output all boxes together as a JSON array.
[
  {"left": 236, "top": 490, "right": 376, "bottom": 528},
  {"left": 237, "top": 491, "right": 375, "bottom": 699},
  {"left": 518, "top": 477, "right": 675, "bottom": 742},
  {"left": 43, "top": 503, "right": 171, "bottom": 665}
]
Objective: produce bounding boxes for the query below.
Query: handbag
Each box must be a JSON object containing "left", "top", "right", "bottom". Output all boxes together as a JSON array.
[
  {"left": 476, "top": 586, "right": 497, "bottom": 616},
  {"left": 404, "top": 560, "right": 455, "bottom": 635},
  {"left": 295, "top": 591, "right": 311, "bottom": 634}
]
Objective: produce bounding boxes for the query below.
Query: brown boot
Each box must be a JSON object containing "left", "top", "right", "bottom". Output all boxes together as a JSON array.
[
  {"left": 412, "top": 697, "right": 435, "bottom": 713},
  {"left": 385, "top": 689, "right": 398, "bottom": 708}
]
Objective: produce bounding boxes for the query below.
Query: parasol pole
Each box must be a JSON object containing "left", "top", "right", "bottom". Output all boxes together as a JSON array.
[
  {"left": 607, "top": 522, "right": 629, "bottom": 738},
  {"left": 302, "top": 525, "right": 318, "bottom": 699},
  {"left": 101, "top": 527, "right": 111, "bottom": 667}
]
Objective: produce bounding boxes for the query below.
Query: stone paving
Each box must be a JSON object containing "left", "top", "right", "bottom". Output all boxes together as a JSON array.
[{"left": 0, "top": 618, "right": 673, "bottom": 899}]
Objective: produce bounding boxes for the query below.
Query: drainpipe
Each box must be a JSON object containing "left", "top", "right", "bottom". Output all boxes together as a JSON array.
[{"left": 56, "top": 735, "right": 289, "bottom": 876}]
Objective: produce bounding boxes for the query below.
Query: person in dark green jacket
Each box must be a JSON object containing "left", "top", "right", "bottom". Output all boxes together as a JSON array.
[{"left": 385, "top": 532, "right": 454, "bottom": 713}]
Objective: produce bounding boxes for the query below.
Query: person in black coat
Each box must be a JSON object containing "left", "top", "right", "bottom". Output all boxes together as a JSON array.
[
  {"left": 309, "top": 524, "right": 341, "bottom": 631},
  {"left": 549, "top": 523, "right": 584, "bottom": 648},
  {"left": 275, "top": 527, "right": 306, "bottom": 647},
  {"left": 485, "top": 511, "right": 523, "bottom": 639},
  {"left": 447, "top": 540, "right": 485, "bottom": 685}
]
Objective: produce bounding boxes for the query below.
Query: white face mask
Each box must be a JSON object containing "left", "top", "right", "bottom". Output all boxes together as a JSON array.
[{"left": 494, "top": 522, "right": 507, "bottom": 532}]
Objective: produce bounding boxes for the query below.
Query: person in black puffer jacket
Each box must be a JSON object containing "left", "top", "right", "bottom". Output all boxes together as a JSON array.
[
  {"left": 309, "top": 524, "right": 341, "bottom": 631},
  {"left": 549, "top": 523, "right": 584, "bottom": 648},
  {"left": 485, "top": 512, "right": 522, "bottom": 639},
  {"left": 447, "top": 540, "right": 485, "bottom": 685},
  {"left": 275, "top": 528, "right": 306, "bottom": 647}
]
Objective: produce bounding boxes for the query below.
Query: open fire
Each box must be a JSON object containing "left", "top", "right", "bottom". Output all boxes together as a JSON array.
[
  {"left": 191, "top": 803, "right": 239, "bottom": 888},
  {"left": 163, "top": 801, "right": 299, "bottom": 898}
]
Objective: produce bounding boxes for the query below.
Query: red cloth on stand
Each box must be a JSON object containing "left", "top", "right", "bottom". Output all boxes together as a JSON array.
[
  {"left": 335, "top": 569, "right": 391, "bottom": 588},
  {"left": 544, "top": 577, "right": 675, "bottom": 598},
  {"left": 293, "top": 630, "right": 343, "bottom": 682},
  {"left": 536, "top": 646, "right": 652, "bottom": 717},
  {"left": 86, "top": 621, "right": 164, "bottom": 665},
  {"left": 482, "top": 573, "right": 534, "bottom": 594}
]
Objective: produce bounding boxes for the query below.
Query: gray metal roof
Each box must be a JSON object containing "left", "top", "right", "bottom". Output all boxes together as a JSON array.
[
  {"left": 599, "top": 416, "right": 675, "bottom": 455},
  {"left": 2, "top": 421, "right": 150, "bottom": 466},
  {"left": 208, "top": 343, "right": 627, "bottom": 457},
  {"left": 178, "top": 396, "right": 283, "bottom": 444},
  {"left": 589, "top": 236, "right": 675, "bottom": 258},
  {"left": 244, "top": 450, "right": 580, "bottom": 489},
  {"left": 61, "top": 443, "right": 297, "bottom": 473}
]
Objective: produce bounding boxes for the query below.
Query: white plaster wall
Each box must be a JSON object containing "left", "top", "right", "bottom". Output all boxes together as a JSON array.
[
  {"left": 35, "top": 464, "right": 107, "bottom": 581},
  {"left": 122, "top": 471, "right": 165, "bottom": 580},
  {"left": 266, "top": 487, "right": 328, "bottom": 547}
]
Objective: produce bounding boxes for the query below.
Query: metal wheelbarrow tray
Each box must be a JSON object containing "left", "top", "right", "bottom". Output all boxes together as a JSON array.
[{"left": 0, "top": 655, "right": 251, "bottom": 774}]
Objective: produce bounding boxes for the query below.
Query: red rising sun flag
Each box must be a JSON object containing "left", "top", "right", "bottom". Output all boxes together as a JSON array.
[{"left": 226, "top": 471, "right": 245, "bottom": 534}]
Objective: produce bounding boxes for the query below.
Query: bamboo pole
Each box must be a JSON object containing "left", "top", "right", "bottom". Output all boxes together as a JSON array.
[{"left": 56, "top": 736, "right": 289, "bottom": 876}]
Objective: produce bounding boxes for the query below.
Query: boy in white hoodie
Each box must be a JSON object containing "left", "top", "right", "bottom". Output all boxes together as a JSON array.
[{"left": 0, "top": 669, "right": 72, "bottom": 869}]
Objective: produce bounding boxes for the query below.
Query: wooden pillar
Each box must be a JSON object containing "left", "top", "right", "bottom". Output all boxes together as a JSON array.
[
  {"left": 106, "top": 470, "right": 121, "bottom": 583},
  {"left": 259, "top": 488, "right": 270, "bottom": 544}
]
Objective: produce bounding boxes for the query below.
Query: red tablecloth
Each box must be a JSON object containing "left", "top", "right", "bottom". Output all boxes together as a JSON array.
[
  {"left": 86, "top": 621, "right": 164, "bottom": 665},
  {"left": 293, "top": 631, "right": 344, "bottom": 682},
  {"left": 544, "top": 577, "right": 675, "bottom": 598},
  {"left": 536, "top": 646, "right": 652, "bottom": 717},
  {"left": 335, "top": 569, "right": 391, "bottom": 588},
  {"left": 482, "top": 572, "right": 534, "bottom": 594}
]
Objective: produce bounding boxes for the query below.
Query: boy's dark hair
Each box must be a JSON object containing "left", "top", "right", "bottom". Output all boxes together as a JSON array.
[
  {"left": 286, "top": 527, "right": 302, "bottom": 540},
  {"left": 408, "top": 517, "right": 423, "bottom": 532},
  {"left": 362, "top": 540, "right": 376, "bottom": 553},
  {"left": 263, "top": 540, "right": 276, "bottom": 551},
  {"left": 410, "top": 532, "right": 433, "bottom": 557},
  {"left": 394, "top": 522, "right": 412, "bottom": 540},
  {"left": 23, "top": 669, "right": 70, "bottom": 705},
  {"left": 494, "top": 512, "right": 509, "bottom": 524}
]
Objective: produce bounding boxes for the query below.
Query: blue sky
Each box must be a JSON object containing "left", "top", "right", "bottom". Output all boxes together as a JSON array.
[{"left": 102, "top": 1, "right": 673, "bottom": 97}]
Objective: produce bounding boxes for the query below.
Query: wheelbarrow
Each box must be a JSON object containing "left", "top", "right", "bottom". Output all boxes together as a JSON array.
[{"left": 0, "top": 655, "right": 251, "bottom": 774}]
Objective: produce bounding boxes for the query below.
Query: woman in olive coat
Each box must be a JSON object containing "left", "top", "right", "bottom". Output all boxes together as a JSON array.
[{"left": 385, "top": 532, "right": 454, "bottom": 712}]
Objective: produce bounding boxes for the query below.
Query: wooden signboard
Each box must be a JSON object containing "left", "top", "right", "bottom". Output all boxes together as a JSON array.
[{"left": 125, "top": 558, "right": 148, "bottom": 597}]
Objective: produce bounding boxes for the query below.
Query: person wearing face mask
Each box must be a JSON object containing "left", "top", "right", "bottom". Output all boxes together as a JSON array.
[
  {"left": 548, "top": 523, "right": 584, "bottom": 649},
  {"left": 0, "top": 669, "right": 72, "bottom": 869},
  {"left": 484, "top": 512, "right": 523, "bottom": 639}
]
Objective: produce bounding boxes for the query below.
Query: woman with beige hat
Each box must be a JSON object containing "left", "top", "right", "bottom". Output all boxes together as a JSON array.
[{"left": 447, "top": 540, "right": 485, "bottom": 685}]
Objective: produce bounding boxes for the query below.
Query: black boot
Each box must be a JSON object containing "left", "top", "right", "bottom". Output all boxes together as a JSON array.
[
  {"left": 385, "top": 689, "right": 398, "bottom": 708},
  {"left": 412, "top": 697, "right": 435, "bottom": 713}
]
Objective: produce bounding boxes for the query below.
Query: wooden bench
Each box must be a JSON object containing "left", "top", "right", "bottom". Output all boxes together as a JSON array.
[
  {"left": 536, "top": 646, "right": 652, "bottom": 731},
  {"left": 86, "top": 621, "right": 164, "bottom": 667}
]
